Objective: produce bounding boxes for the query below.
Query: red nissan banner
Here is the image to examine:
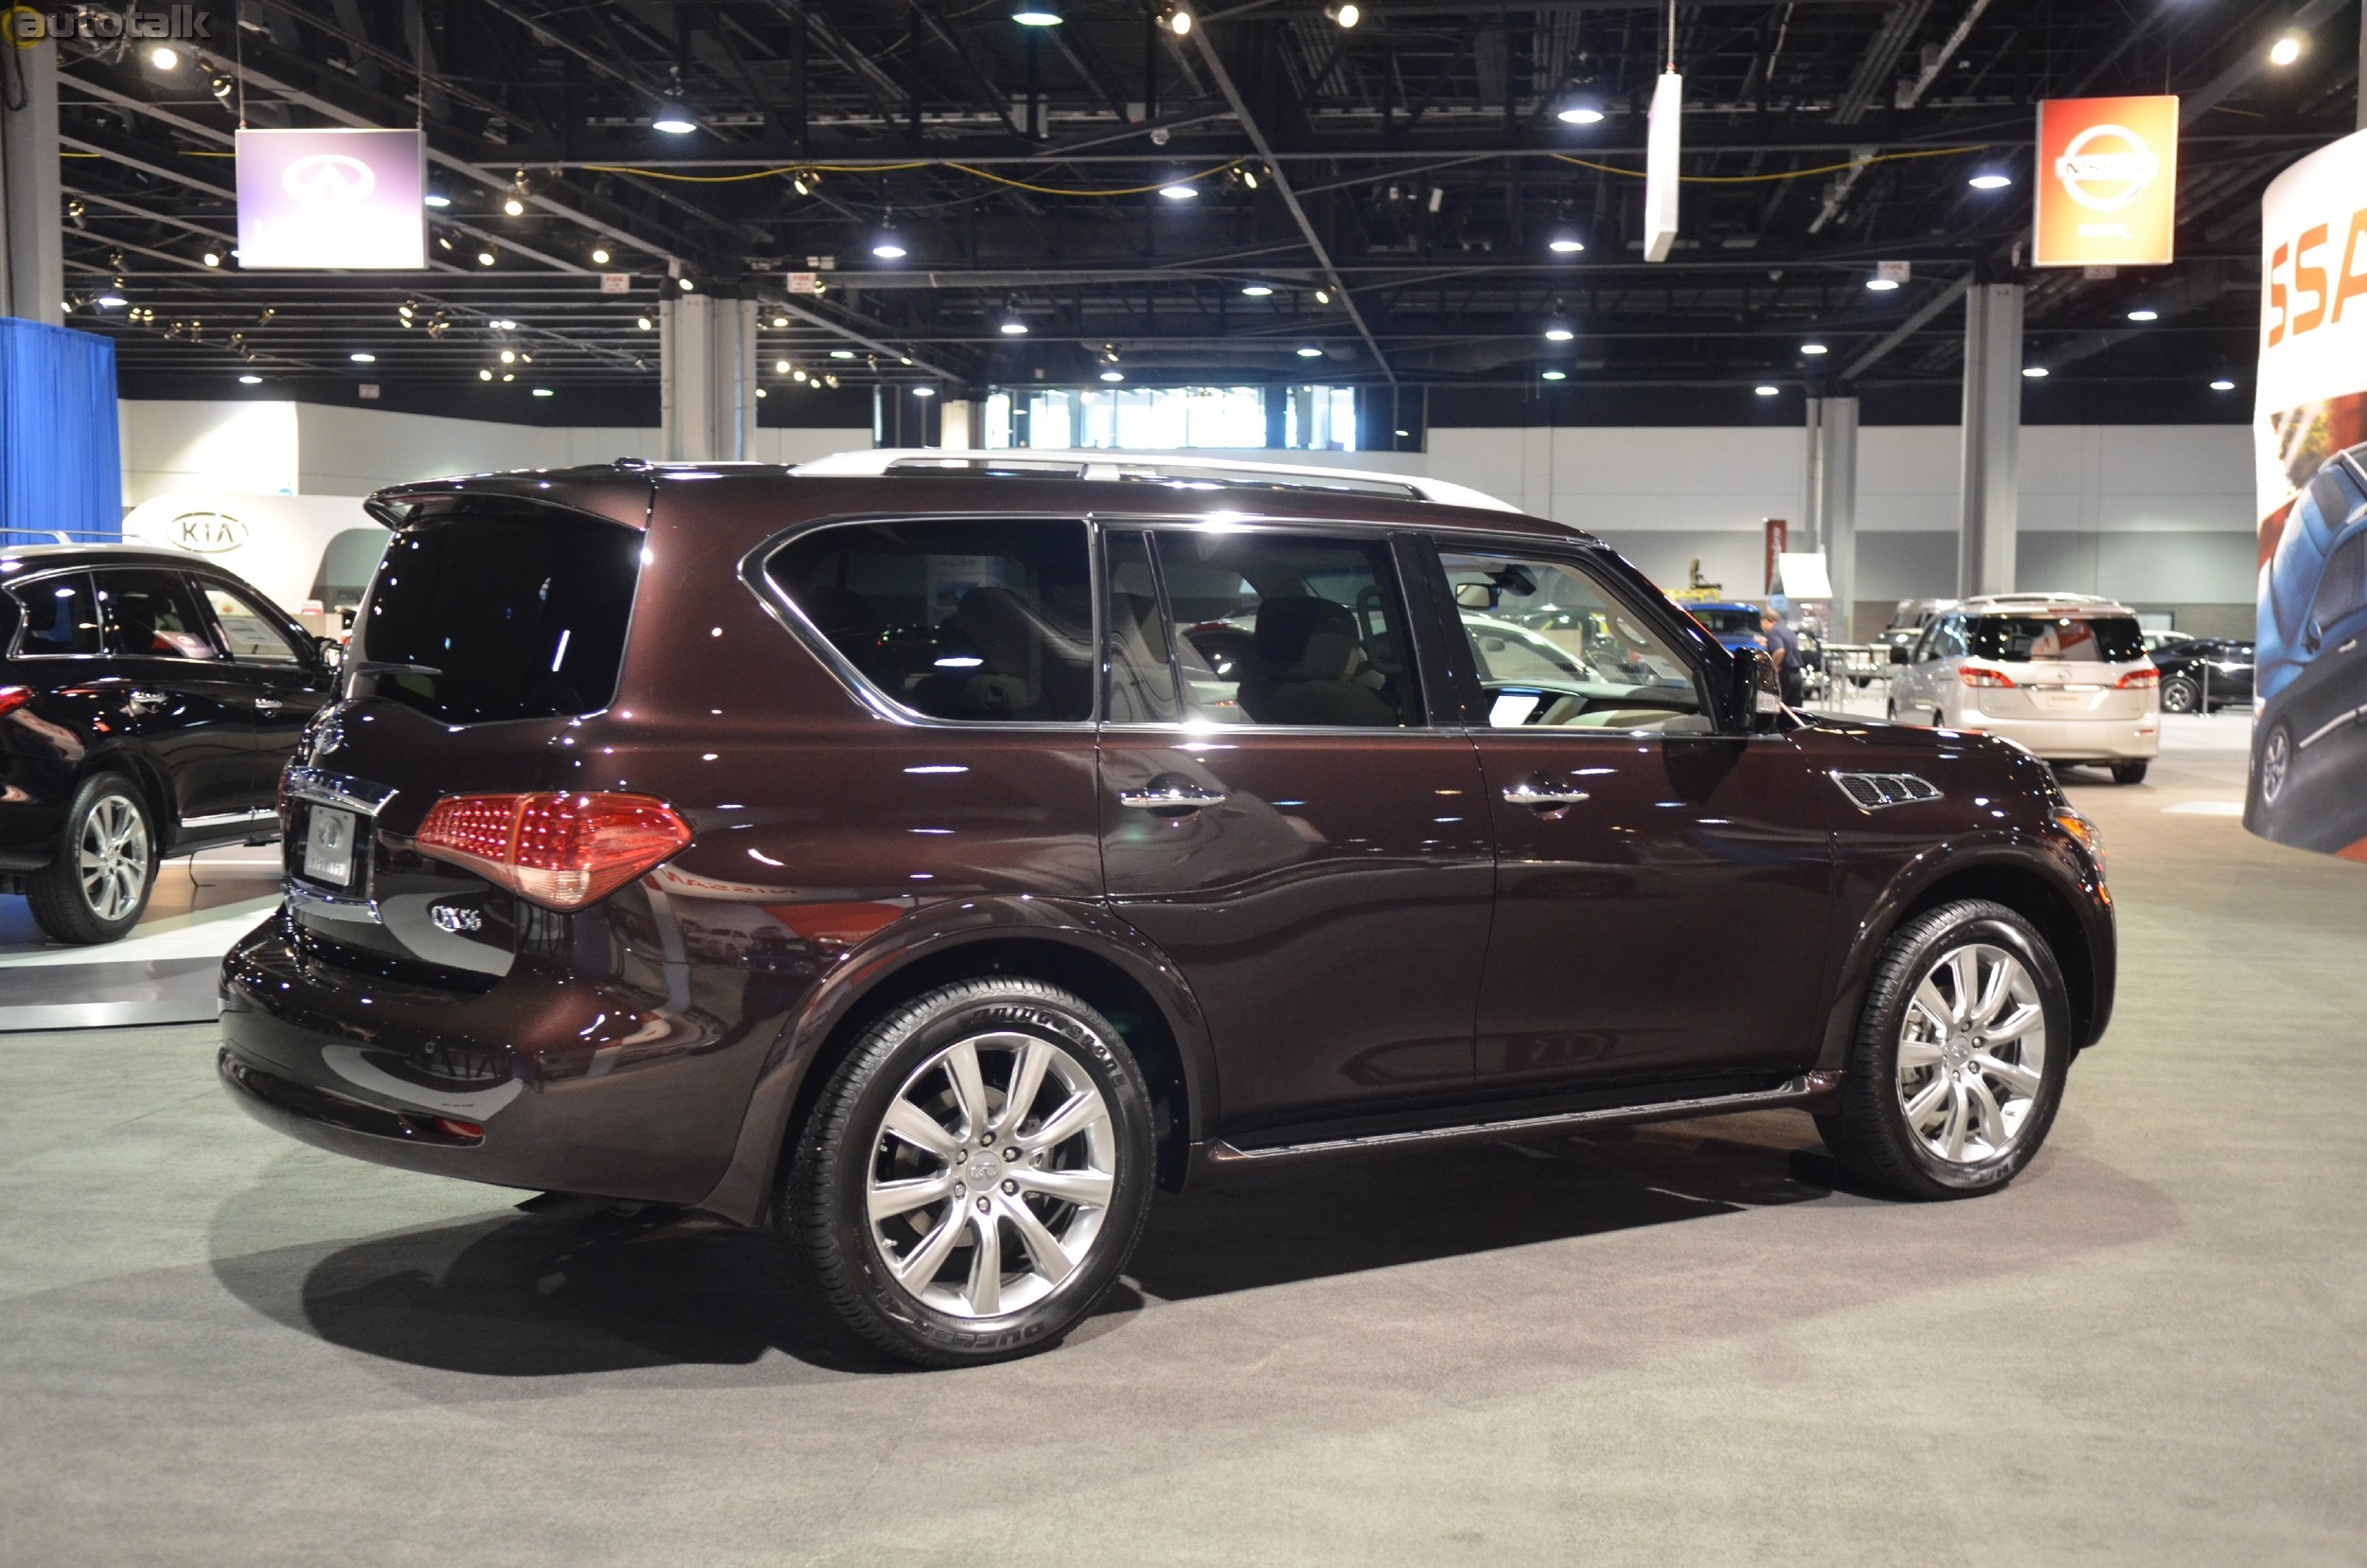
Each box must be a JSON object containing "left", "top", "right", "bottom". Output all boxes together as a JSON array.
[
  {"left": 2033, "top": 95, "right": 2180, "bottom": 269},
  {"left": 1763, "top": 518, "right": 1788, "bottom": 595}
]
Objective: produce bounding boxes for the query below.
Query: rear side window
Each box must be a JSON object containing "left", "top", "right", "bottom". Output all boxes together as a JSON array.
[
  {"left": 767, "top": 519, "right": 1094, "bottom": 722},
  {"left": 1967, "top": 615, "right": 2145, "bottom": 663},
  {"left": 2311, "top": 535, "right": 2367, "bottom": 632},
  {"left": 353, "top": 502, "right": 640, "bottom": 723},
  {"left": 11, "top": 572, "right": 100, "bottom": 655},
  {"left": 98, "top": 570, "right": 221, "bottom": 660}
]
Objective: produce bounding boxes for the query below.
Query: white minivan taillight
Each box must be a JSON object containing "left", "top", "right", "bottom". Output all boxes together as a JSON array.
[{"left": 415, "top": 792, "right": 692, "bottom": 910}]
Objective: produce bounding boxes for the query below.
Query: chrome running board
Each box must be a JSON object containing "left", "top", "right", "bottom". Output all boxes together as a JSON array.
[{"left": 1202, "top": 1072, "right": 1842, "bottom": 1169}]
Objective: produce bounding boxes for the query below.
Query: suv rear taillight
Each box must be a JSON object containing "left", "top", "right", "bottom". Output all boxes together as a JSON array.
[
  {"left": 1958, "top": 666, "right": 2016, "bottom": 688},
  {"left": 2114, "top": 668, "right": 2159, "bottom": 689},
  {"left": 0, "top": 686, "right": 29, "bottom": 719},
  {"left": 415, "top": 792, "right": 692, "bottom": 910}
]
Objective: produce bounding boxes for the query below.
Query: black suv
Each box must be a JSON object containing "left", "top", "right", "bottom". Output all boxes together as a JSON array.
[
  {"left": 218, "top": 462, "right": 2114, "bottom": 1367},
  {"left": 0, "top": 544, "right": 336, "bottom": 943}
]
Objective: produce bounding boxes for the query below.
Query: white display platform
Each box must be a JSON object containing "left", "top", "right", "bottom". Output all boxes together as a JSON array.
[{"left": 0, "top": 846, "right": 281, "bottom": 1031}]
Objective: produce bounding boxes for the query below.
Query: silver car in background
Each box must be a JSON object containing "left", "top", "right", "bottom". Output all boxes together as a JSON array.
[{"left": 1886, "top": 594, "right": 2161, "bottom": 783}]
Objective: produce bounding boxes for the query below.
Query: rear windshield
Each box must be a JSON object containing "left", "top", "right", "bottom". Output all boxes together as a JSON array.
[
  {"left": 1967, "top": 615, "right": 2145, "bottom": 663},
  {"left": 350, "top": 502, "right": 640, "bottom": 723}
]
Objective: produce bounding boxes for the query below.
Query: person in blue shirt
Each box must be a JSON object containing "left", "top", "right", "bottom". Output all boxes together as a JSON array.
[{"left": 1759, "top": 605, "right": 1805, "bottom": 705}]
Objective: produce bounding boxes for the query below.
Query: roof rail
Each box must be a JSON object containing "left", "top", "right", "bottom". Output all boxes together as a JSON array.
[{"left": 791, "top": 448, "right": 1521, "bottom": 513}]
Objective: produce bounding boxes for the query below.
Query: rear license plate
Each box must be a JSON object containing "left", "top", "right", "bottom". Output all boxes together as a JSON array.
[
  {"left": 2036, "top": 689, "right": 2087, "bottom": 710},
  {"left": 304, "top": 806, "right": 358, "bottom": 887}
]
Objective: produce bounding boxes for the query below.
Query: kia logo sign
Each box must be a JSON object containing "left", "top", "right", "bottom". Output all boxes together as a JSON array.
[
  {"left": 2054, "top": 124, "right": 2160, "bottom": 213},
  {"left": 169, "top": 510, "right": 248, "bottom": 554},
  {"left": 282, "top": 153, "right": 376, "bottom": 207}
]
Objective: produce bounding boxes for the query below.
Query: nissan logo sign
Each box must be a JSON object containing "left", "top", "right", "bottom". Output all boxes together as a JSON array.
[
  {"left": 2053, "top": 124, "right": 2161, "bottom": 213},
  {"left": 281, "top": 152, "right": 377, "bottom": 207},
  {"left": 169, "top": 510, "right": 248, "bottom": 554}
]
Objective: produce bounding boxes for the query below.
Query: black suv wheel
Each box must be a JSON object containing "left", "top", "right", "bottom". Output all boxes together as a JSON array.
[
  {"left": 785, "top": 977, "right": 1156, "bottom": 1367},
  {"left": 1816, "top": 900, "right": 2071, "bottom": 1200},
  {"left": 27, "top": 773, "right": 157, "bottom": 945}
]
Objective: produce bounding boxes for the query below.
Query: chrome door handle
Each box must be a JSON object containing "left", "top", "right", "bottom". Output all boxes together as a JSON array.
[
  {"left": 2340, "top": 639, "right": 2358, "bottom": 654},
  {"left": 126, "top": 689, "right": 166, "bottom": 712},
  {"left": 1118, "top": 784, "right": 1227, "bottom": 814},
  {"left": 1503, "top": 782, "right": 1591, "bottom": 809},
  {"left": 254, "top": 696, "right": 284, "bottom": 712}
]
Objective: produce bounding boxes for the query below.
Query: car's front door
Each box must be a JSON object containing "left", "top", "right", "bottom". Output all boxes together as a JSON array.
[
  {"left": 2281, "top": 529, "right": 2367, "bottom": 800},
  {"left": 91, "top": 568, "right": 258, "bottom": 835},
  {"left": 1428, "top": 540, "right": 1839, "bottom": 1091},
  {"left": 1095, "top": 525, "right": 1494, "bottom": 1135},
  {"left": 194, "top": 577, "right": 335, "bottom": 808}
]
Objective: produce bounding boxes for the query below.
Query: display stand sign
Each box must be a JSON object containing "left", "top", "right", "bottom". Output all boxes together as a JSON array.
[
  {"left": 2033, "top": 96, "right": 2178, "bottom": 269},
  {"left": 2246, "top": 129, "right": 2367, "bottom": 859},
  {"left": 235, "top": 128, "right": 426, "bottom": 270}
]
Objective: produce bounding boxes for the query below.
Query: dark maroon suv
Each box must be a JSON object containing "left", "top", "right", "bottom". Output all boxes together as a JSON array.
[{"left": 219, "top": 458, "right": 2114, "bottom": 1366}]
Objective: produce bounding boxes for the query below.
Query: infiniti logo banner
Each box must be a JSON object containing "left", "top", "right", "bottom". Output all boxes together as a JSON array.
[{"left": 236, "top": 127, "right": 425, "bottom": 271}]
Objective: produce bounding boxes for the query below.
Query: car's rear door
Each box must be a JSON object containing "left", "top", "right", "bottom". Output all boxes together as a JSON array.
[
  {"left": 1423, "top": 536, "right": 1839, "bottom": 1091},
  {"left": 90, "top": 567, "right": 261, "bottom": 836},
  {"left": 1095, "top": 524, "right": 1493, "bottom": 1135}
]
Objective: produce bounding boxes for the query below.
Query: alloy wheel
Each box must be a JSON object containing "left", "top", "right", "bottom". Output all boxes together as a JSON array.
[
  {"left": 1895, "top": 943, "right": 2047, "bottom": 1164},
  {"left": 2162, "top": 676, "right": 2199, "bottom": 714},
  {"left": 2261, "top": 727, "right": 2291, "bottom": 803},
  {"left": 77, "top": 796, "right": 150, "bottom": 923},
  {"left": 865, "top": 1030, "right": 1118, "bottom": 1321}
]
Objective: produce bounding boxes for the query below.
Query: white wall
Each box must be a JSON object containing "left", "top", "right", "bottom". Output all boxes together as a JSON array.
[
  {"left": 119, "top": 400, "right": 874, "bottom": 506},
  {"left": 1429, "top": 423, "right": 2258, "bottom": 614}
]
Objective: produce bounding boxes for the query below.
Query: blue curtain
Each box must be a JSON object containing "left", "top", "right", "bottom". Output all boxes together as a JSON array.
[{"left": 0, "top": 319, "right": 120, "bottom": 547}]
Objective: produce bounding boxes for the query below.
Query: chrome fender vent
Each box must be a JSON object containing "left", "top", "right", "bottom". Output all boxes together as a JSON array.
[{"left": 1831, "top": 771, "right": 1943, "bottom": 811}]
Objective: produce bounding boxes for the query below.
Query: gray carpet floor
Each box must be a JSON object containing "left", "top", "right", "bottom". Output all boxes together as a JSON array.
[{"left": 2, "top": 712, "right": 2360, "bottom": 1565}]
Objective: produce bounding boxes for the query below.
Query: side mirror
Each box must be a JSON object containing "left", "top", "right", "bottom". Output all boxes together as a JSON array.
[
  {"left": 314, "top": 635, "right": 345, "bottom": 671},
  {"left": 1730, "top": 646, "right": 1784, "bottom": 731},
  {"left": 1888, "top": 643, "right": 1912, "bottom": 665}
]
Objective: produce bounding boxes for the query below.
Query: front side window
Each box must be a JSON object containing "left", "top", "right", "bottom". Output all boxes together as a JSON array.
[
  {"left": 98, "top": 570, "right": 221, "bottom": 660},
  {"left": 2309, "top": 535, "right": 2367, "bottom": 634},
  {"left": 1966, "top": 615, "right": 2145, "bottom": 663},
  {"left": 1153, "top": 530, "right": 1418, "bottom": 728},
  {"left": 768, "top": 519, "right": 1094, "bottom": 722},
  {"left": 201, "top": 582, "right": 307, "bottom": 665},
  {"left": 10, "top": 572, "right": 100, "bottom": 656},
  {"left": 1440, "top": 550, "right": 1708, "bottom": 731}
]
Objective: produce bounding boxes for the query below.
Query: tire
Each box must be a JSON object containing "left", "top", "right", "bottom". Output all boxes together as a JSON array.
[
  {"left": 2160, "top": 675, "right": 2200, "bottom": 714},
  {"left": 784, "top": 977, "right": 1156, "bottom": 1367},
  {"left": 2257, "top": 720, "right": 2294, "bottom": 812},
  {"left": 27, "top": 773, "right": 157, "bottom": 945},
  {"left": 1815, "top": 900, "right": 2072, "bottom": 1201},
  {"left": 2110, "top": 761, "right": 2148, "bottom": 785}
]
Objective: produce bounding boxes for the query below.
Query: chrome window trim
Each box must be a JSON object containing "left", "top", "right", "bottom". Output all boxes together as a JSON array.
[{"left": 180, "top": 808, "right": 278, "bottom": 829}]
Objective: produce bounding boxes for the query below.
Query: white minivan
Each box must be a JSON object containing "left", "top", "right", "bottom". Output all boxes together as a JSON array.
[{"left": 1886, "top": 594, "right": 2161, "bottom": 782}]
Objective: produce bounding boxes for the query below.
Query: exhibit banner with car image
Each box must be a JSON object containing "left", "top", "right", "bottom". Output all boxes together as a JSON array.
[{"left": 2250, "top": 127, "right": 2367, "bottom": 858}]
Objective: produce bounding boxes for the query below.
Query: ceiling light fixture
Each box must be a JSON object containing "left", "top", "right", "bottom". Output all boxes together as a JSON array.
[
  {"left": 1968, "top": 172, "right": 2013, "bottom": 190},
  {"left": 1166, "top": 5, "right": 1192, "bottom": 37},
  {"left": 636, "top": 315, "right": 653, "bottom": 330},
  {"left": 349, "top": 351, "right": 376, "bottom": 364},
  {"left": 999, "top": 316, "right": 1029, "bottom": 334},
  {"left": 1012, "top": 0, "right": 1063, "bottom": 23},
  {"left": 477, "top": 246, "right": 497, "bottom": 266},
  {"left": 1754, "top": 384, "right": 1779, "bottom": 397},
  {"left": 651, "top": 98, "right": 698, "bottom": 134},
  {"left": 201, "top": 249, "right": 222, "bottom": 267},
  {"left": 870, "top": 219, "right": 910, "bottom": 259},
  {"left": 1548, "top": 230, "right": 1586, "bottom": 254},
  {"left": 1101, "top": 369, "right": 1126, "bottom": 382},
  {"left": 678, "top": 277, "right": 694, "bottom": 292},
  {"left": 423, "top": 190, "right": 450, "bottom": 209},
  {"left": 2269, "top": 34, "right": 2304, "bottom": 66},
  {"left": 239, "top": 374, "right": 261, "bottom": 385},
  {"left": 149, "top": 45, "right": 180, "bottom": 70},
  {"left": 1296, "top": 345, "right": 1325, "bottom": 358},
  {"left": 532, "top": 387, "right": 554, "bottom": 398},
  {"left": 479, "top": 368, "right": 493, "bottom": 381},
  {"left": 1541, "top": 369, "right": 1568, "bottom": 382},
  {"left": 1865, "top": 276, "right": 1900, "bottom": 291},
  {"left": 831, "top": 348, "right": 855, "bottom": 359},
  {"left": 1241, "top": 282, "right": 1275, "bottom": 296},
  {"left": 774, "top": 358, "right": 792, "bottom": 374},
  {"left": 2211, "top": 378, "right": 2237, "bottom": 391},
  {"left": 1158, "top": 181, "right": 1199, "bottom": 201},
  {"left": 1801, "top": 342, "right": 1829, "bottom": 355},
  {"left": 1327, "top": 3, "right": 1360, "bottom": 27},
  {"left": 1543, "top": 324, "right": 1575, "bottom": 343},
  {"left": 1313, "top": 288, "right": 1331, "bottom": 304},
  {"left": 2127, "top": 308, "right": 2159, "bottom": 322},
  {"left": 591, "top": 246, "right": 611, "bottom": 265},
  {"left": 2021, "top": 365, "right": 2050, "bottom": 378},
  {"left": 912, "top": 385, "right": 937, "bottom": 397},
  {"left": 1554, "top": 93, "right": 1606, "bottom": 126}
]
